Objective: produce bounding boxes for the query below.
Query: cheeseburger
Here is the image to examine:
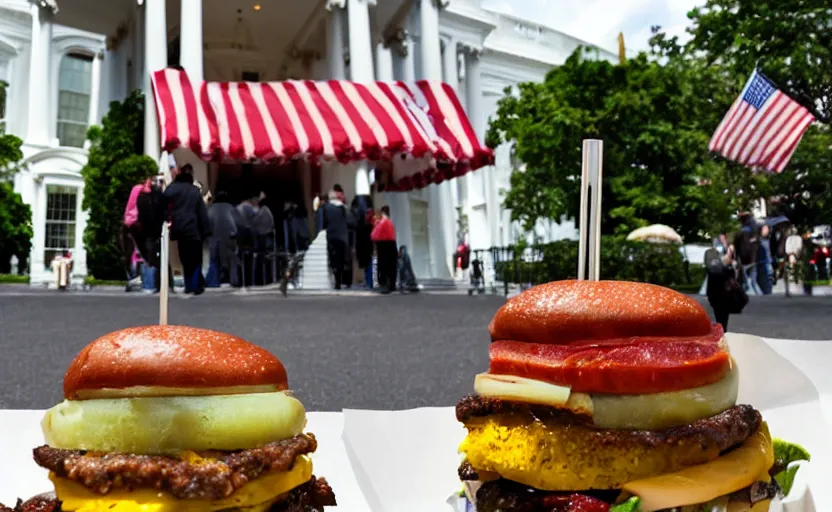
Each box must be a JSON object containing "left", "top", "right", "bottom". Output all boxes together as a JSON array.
[
  {"left": 457, "top": 280, "right": 809, "bottom": 512},
  {"left": 1, "top": 325, "right": 335, "bottom": 512}
]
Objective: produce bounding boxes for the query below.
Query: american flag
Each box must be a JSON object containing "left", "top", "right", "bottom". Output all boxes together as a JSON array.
[{"left": 709, "top": 70, "right": 816, "bottom": 173}]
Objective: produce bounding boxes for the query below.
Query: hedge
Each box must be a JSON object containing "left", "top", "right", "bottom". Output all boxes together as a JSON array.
[{"left": 489, "top": 238, "right": 703, "bottom": 289}]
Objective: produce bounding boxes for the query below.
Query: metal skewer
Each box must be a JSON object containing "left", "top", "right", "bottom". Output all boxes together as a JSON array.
[{"left": 577, "top": 139, "right": 604, "bottom": 281}]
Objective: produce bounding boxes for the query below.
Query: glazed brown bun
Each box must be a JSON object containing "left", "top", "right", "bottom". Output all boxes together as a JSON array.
[
  {"left": 64, "top": 325, "right": 288, "bottom": 400},
  {"left": 489, "top": 280, "right": 714, "bottom": 345}
]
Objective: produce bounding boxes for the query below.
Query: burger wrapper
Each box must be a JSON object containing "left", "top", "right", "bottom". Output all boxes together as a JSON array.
[
  {"left": 0, "top": 412, "right": 373, "bottom": 510},
  {"left": 342, "top": 334, "right": 832, "bottom": 512}
]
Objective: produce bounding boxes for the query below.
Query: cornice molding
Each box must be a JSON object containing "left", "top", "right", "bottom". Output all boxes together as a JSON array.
[{"left": 29, "top": 0, "right": 58, "bottom": 14}]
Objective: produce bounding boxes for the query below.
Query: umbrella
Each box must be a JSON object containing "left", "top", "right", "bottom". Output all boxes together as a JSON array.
[
  {"left": 626, "top": 224, "right": 683, "bottom": 244},
  {"left": 765, "top": 216, "right": 790, "bottom": 228}
]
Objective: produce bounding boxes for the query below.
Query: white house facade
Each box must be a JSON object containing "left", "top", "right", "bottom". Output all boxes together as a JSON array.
[{"left": 0, "top": 0, "right": 615, "bottom": 285}]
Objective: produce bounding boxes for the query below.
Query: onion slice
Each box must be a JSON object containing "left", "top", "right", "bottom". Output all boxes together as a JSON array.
[{"left": 474, "top": 373, "right": 572, "bottom": 406}]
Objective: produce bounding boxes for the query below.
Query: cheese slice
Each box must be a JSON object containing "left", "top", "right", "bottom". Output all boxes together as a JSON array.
[
  {"left": 52, "top": 455, "right": 313, "bottom": 512},
  {"left": 622, "top": 423, "right": 774, "bottom": 512}
]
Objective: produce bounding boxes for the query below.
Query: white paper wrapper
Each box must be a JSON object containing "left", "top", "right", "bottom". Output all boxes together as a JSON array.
[
  {"left": 0, "top": 411, "right": 371, "bottom": 510},
  {"left": 342, "top": 334, "right": 831, "bottom": 512}
]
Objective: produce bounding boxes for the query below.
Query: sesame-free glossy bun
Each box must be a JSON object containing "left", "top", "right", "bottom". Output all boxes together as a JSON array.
[
  {"left": 64, "top": 325, "right": 288, "bottom": 399},
  {"left": 489, "top": 280, "right": 714, "bottom": 345}
]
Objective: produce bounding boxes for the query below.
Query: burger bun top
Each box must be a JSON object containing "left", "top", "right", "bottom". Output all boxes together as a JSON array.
[
  {"left": 489, "top": 280, "right": 714, "bottom": 345},
  {"left": 64, "top": 325, "right": 288, "bottom": 400}
]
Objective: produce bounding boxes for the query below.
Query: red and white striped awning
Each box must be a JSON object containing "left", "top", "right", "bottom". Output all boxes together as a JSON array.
[{"left": 150, "top": 68, "right": 493, "bottom": 191}]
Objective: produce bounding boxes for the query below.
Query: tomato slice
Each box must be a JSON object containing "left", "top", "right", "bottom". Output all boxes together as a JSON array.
[
  {"left": 489, "top": 331, "right": 731, "bottom": 394},
  {"left": 542, "top": 493, "right": 611, "bottom": 512}
]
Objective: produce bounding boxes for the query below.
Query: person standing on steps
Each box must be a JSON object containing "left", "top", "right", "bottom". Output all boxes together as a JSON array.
[
  {"left": 372, "top": 205, "right": 398, "bottom": 294},
  {"left": 322, "top": 188, "right": 350, "bottom": 290},
  {"left": 164, "top": 164, "right": 211, "bottom": 295}
]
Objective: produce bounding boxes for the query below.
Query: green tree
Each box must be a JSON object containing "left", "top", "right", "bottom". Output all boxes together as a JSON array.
[
  {"left": 0, "top": 133, "right": 32, "bottom": 273},
  {"left": 82, "top": 91, "right": 158, "bottom": 280},
  {"left": 487, "top": 48, "right": 750, "bottom": 241},
  {"left": 682, "top": 0, "right": 832, "bottom": 229}
]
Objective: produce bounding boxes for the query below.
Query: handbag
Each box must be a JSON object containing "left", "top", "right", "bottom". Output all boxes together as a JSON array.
[{"left": 725, "top": 274, "right": 748, "bottom": 314}]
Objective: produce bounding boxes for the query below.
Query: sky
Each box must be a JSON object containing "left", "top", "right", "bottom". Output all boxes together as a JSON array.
[{"left": 481, "top": 0, "right": 703, "bottom": 55}]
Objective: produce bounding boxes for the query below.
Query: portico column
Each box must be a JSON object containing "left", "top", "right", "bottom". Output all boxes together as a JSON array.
[
  {"left": 180, "top": 0, "right": 203, "bottom": 80},
  {"left": 326, "top": 1, "right": 347, "bottom": 80},
  {"left": 463, "top": 44, "right": 483, "bottom": 215},
  {"left": 143, "top": 0, "right": 167, "bottom": 161},
  {"left": 26, "top": 1, "right": 54, "bottom": 146},
  {"left": 419, "top": 0, "right": 454, "bottom": 279},
  {"left": 441, "top": 37, "right": 461, "bottom": 216},
  {"left": 88, "top": 53, "right": 102, "bottom": 127},
  {"left": 347, "top": 0, "right": 375, "bottom": 221},
  {"left": 375, "top": 38, "right": 394, "bottom": 82}
]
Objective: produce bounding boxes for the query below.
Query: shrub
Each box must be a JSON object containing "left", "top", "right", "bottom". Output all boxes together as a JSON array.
[
  {"left": 82, "top": 91, "right": 158, "bottom": 280},
  {"left": 0, "top": 134, "right": 31, "bottom": 274},
  {"left": 491, "top": 237, "right": 695, "bottom": 289}
]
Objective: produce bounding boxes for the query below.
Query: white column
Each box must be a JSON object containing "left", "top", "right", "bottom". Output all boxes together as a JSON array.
[
  {"left": 143, "top": 0, "right": 167, "bottom": 161},
  {"left": 419, "top": 0, "right": 454, "bottom": 279},
  {"left": 180, "top": 0, "right": 203, "bottom": 80},
  {"left": 375, "top": 39, "right": 394, "bottom": 81},
  {"left": 402, "top": 36, "right": 416, "bottom": 81},
  {"left": 442, "top": 37, "right": 462, "bottom": 212},
  {"left": 326, "top": 1, "right": 346, "bottom": 80},
  {"left": 26, "top": 3, "right": 53, "bottom": 146},
  {"left": 464, "top": 45, "right": 484, "bottom": 204},
  {"left": 88, "top": 53, "right": 102, "bottom": 127},
  {"left": 347, "top": 0, "right": 374, "bottom": 82},
  {"left": 133, "top": 7, "right": 145, "bottom": 92}
]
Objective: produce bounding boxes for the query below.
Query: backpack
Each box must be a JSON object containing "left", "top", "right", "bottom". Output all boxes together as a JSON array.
[{"left": 704, "top": 248, "right": 725, "bottom": 277}]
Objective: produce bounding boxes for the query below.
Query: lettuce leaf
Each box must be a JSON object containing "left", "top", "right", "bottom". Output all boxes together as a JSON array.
[
  {"left": 610, "top": 497, "right": 641, "bottom": 512},
  {"left": 772, "top": 438, "right": 811, "bottom": 497}
]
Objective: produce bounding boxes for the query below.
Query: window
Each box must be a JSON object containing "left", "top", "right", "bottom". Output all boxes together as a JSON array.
[
  {"left": 0, "top": 79, "right": 6, "bottom": 134},
  {"left": 57, "top": 53, "right": 93, "bottom": 147},
  {"left": 44, "top": 185, "right": 78, "bottom": 267},
  {"left": 0, "top": 56, "right": 8, "bottom": 134}
]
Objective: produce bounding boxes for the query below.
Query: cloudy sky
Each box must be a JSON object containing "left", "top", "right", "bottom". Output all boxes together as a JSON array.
[{"left": 481, "top": 0, "right": 703, "bottom": 54}]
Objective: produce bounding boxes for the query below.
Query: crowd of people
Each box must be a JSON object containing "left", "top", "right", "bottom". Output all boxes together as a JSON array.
[
  {"left": 121, "top": 164, "right": 417, "bottom": 296},
  {"left": 704, "top": 213, "right": 791, "bottom": 331}
]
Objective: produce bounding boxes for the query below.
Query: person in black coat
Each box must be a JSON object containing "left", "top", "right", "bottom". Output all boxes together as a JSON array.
[
  {"left": 322, "top": 190, "right": 355, "bottom": 289},
  {"left": 164, "top": 164, "right": 211, "bottom": 294},
  {"left": 351, "top": 194, "right": 374, "bottom": 288}
]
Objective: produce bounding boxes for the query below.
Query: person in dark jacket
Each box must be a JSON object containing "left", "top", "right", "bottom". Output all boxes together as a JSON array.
[
  {"left": 322, "top": 189, "right": 352, "bottom": 290},
  {"left": 164, "top": 164, "right": 210, "bottom": 294},
  {"left": 352, "top": 194, "right": 374, "bottom": 288},
  {"left": 207, "top": 191, "right": 247, "bottom": 286},
  {"left": 706, "top": 244, "right": 737, "bottom": 332},
  {"left": 135, "top": 175, "right": 172, "bottom": 292}
]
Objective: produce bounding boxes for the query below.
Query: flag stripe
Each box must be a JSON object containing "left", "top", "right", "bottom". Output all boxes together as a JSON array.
[{"left": 709, "top": 70, "right": 816, "bottom": 173}]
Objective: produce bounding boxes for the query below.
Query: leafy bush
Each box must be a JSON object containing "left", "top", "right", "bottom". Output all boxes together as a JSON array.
[
  {"left": 0, "top": 134, "right": 31, "bottom": 274},
  {"left": 82, "top": 91, "right": 158, "bottom": 280},
  {"left": 491, "top": 238, "right": 696, "bottom": 289}
]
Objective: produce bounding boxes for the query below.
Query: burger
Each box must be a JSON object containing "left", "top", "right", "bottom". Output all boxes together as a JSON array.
[
  {"left": 456, "top": 280, "right": 810, "bottom": 512},
  {"left": 0, "top": 325, "right": 336, "bottom": 512}
]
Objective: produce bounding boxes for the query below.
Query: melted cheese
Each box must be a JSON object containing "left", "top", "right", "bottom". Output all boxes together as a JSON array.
[
  {"left": 622, "top": 424, "right": 774, "bottom": 512},
  {"left": 52, "top": 455, "right": 312, "bottom": 512}
]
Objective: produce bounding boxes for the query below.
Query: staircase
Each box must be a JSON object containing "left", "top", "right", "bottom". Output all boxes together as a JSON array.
[{"left": 300, "top": 231, "right": 331, "bottom": 290}]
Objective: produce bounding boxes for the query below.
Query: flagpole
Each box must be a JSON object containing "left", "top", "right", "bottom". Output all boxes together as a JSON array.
[
  {"left": 159, "top": 151, "right": 171, "bottom": 326},
  {"left": 578, "top": 139, "right": 604, "bottom": 281}
]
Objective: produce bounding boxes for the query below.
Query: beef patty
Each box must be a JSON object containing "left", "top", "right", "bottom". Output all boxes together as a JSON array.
[
  {"left": 457, "top": 394, "right": 761, "bottom": 452},
  {"left": 0, "top": 477, "right": 336, "bottom": 512},
  {"left": 33, "top": 434, "right": 318, "bottom": 500}
]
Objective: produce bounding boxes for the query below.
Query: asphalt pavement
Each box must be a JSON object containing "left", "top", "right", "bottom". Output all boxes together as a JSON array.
[{"left": 0, "top": 287, "right": 828, "bottom": 411}]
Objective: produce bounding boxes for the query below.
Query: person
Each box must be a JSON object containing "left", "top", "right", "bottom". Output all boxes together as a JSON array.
[
  {"left": 352, "top": 195, "right": 375, "bottom": 288},
  {"left": 706, "top": 243, "right": 738, "bottom": 331},
  {"left": 313, "top": 193, "right": 328, "bottom": 235},
  {"left": 757, "top": 224, "right": 773, "bottom": 294},
  {"left": 398, "top": 245, "right": 419, "bottom": 293},
  {"left": 733, "top": 214, "right": 761, "bottom": 295},
  {"left": 322, "top": 188, "right": 350, "bottom": 290},
  {"left": 164, "top": 164, "right": 210, "bottom": 295},
  {"left": 291, "top": 203, "right": 311, "bottom": 252},
  {"left": 121, "top": 178, "right": 153, "bottom": 285},
  {"left": 371, "top": 205, "right": 397, "bottom": 294},
  {"left": 207, "top": 191, "right": 247, "bottom": 287},
  {"left": 251, "top": 194, "right": 275, "bottom": 285}
]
